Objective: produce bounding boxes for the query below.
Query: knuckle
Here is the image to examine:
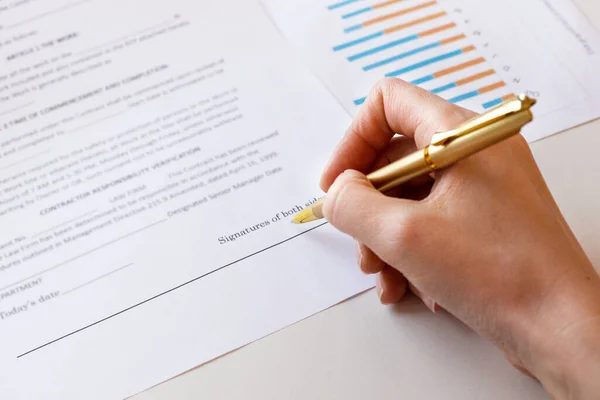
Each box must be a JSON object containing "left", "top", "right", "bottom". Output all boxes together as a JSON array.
[
  {"left": 372, "top": 77, "right": 401, "bottom": 93},
  {"left": 387, "top": 212, "right": 424, "bottom": 250},
  {"left": 429, "top": 103, "right": 475, "bottom": 132},
  {"left": 369, "top": 77, "right": 405, "bottom": 102}
]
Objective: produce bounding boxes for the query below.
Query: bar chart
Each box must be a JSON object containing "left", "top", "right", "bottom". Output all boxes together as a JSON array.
[
  {"left": 264, "top": 0, "right": 600, "bottom": 142},
  {"left": 327, "top": 0, "right": 510, "bottom": 109}
]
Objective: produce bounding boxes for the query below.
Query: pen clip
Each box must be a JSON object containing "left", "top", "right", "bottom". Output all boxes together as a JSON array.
[{"left": 429, "top": 94, "right": 536, "bottom": 146}]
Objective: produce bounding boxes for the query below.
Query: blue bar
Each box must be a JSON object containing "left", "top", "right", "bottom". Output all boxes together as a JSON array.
[
  {"left": 342, "top": 7, "right": 372, "bottom": 18},
  {"left": 363, "top": 42, "right": 440, "bottom": 71},
  {"left": 411, "top": 75, "right": 434, "bottom": 85},
  {"left": 449, "top": 90, "right": 480, "bottom": 103},
  {"left": 482, "top": 98, "right": 503, "bottom": 109},
  {"left": 385, "top": 49, "right": 464, "bottom": 77},
  {"left": 328, "top": 0, "right": 361, "bottom": 10},
  {"left": 333, "top": 31, "right": 384, "bottom": 51},
  {"left": 354, "top": 97, "right": 367, "bottom": 105},
  {"left": 344, "top": 24, "right": 363, "bottom": 33},
  {"left": 348, "top": 34, "right": 419, "bottom": 61},
  {"left": 431, "top": 82, "right": 457, "bottom": 94}
]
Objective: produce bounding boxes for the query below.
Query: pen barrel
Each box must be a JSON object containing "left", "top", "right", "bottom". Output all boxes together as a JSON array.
[
  {"left": 365, "top": 109, "right": 532, "bottom": 194},
  {"left": 367, "top": 150, "right": 430, "bottom": 193},
  {"left": 428, "top": 110, "right": 533, "bottom": 169}
]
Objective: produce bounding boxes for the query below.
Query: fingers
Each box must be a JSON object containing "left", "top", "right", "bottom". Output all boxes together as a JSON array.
[
  {"left": 323, "top": 169, "right": 424, "bottom": 266},
  {"left": 357, "top": 243, "right": 386, "bottom": 274},
  {"left": 377, "top": 268, "right": 408, "bottom": 304},
  {"left": 370, "top": 136, "right": 434, "bottom": 190},
  {"left": 321, "top": 78, "right": 474, "bottom": 191},
  {"left": 355, "top": 243, "right": 435, "bottom": 310},
  {"left": 356, "top": 242, "right": 407, "bottom": 304},
  {"left": 369, "top": 136, "right": 417, "bottom": 170}
]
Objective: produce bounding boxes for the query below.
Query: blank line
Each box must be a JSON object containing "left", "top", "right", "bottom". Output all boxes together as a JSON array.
[
  {"left": 32, "top": 210, "right": 98, "bottom": 238},
  {"left": 17, "top": 222, "right": 328, "bottom": 358},
  {"left": 0, "top": 151, "right": 49, "bottom": 171},
  {"left": 8, "top": 0, "right": 93, "bottom": 29},
  {"left": 62, "top": 263, "right": 133, "bottom": 296},
  {"left": 0, "top": 219, "right": 167, "bottom": 292},
  {"left": 75, "top": 18, "right": 174, "bottom": 56},
  {"left": 0, "top": 102, "right": 35, "bottom": 117},
  {"left": 68, "top": 109, "right": 130, "bottom": 133}
]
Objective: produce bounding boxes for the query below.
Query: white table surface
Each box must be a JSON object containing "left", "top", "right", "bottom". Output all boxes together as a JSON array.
[{"left": 134, "top": 1, "right": 600, "bottom": 398}]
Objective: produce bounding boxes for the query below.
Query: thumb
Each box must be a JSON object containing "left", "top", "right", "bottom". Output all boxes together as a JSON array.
[{"left": 323, "top": 170, "right": 423, "bottom": 265}]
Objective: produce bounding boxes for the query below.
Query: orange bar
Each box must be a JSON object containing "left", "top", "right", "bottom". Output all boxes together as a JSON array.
[
  {"left": 373, "top": 0, "right": 406, "bottom": 9},
  {"left": 439, "top": 34, "right": 466, "bottom": 45},
  {"left": 502, "top": 94, "right": 515, "bottom": 101},
  {"left": 433, "top": 57, "right": 485, "bottom": 78},
  {"left": 419, "top": 23, "right": 456, "bottom": 37},
  {"left": 383, "top": 11, "right": 447, "bottom": 34},
  {"left": 456, "top": 69, "right": 495, "bottom": 86},
  {"left": 462, "top": 45, "right": 476, "bottom": 53},
  {"left": 364, "top": 1, "right": 437, "bottom": 27},
  {"left": 478, "top": 81, "right": 507, "bottom": 94}
]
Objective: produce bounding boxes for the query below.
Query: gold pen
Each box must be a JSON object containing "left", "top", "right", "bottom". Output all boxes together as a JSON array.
[{"left": 293, "top": 93, "right": 536, "bottom": 224}]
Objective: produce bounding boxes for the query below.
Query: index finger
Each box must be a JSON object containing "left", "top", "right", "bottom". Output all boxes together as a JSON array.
[{"left": 320, "top": 78, "right": 475, "bottom": 191}]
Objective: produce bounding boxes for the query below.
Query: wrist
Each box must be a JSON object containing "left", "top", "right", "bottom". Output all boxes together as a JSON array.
[
  {"left": 535, "top": 316, "right": 600, "bottom": 399},
  {"left": 518, "top": 269, "right": 600, "bottom": 399}
]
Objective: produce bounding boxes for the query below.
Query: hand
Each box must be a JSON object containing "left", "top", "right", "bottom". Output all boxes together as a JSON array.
[{"left": 320, "top": 78, "right": 600, "bottom": 399}]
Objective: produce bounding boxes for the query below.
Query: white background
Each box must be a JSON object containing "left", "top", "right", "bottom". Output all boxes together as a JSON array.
[{"left": 134, "top": 0, "right": 600, "bottom": 399}]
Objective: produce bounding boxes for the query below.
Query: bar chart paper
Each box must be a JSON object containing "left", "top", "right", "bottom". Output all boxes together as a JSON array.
[{"left": 262, "top": 0, "right": 600, "bottom": 142}]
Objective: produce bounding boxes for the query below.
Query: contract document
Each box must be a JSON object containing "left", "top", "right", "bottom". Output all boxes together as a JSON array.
[{"left": 0, "top": 0, "right": 373, "bottom": 398}]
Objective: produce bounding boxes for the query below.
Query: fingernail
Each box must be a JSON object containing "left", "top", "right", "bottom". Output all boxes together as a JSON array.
[
  {"left": 356, "top": 244, "right": 363, "bottom": 270},
  {"left": 376, "top": 275, "right": 385, "bottom": 303},
  {"left": 409, "top": 283, "right": 438, "bottom": 313},
  {"left": 423, "top": 297, "right": 438, "bottom": 313}
]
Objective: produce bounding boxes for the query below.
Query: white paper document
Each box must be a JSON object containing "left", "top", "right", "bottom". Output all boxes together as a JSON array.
[
  {"left": 262, "top": 0, "right": 600, "bottom": 142},
  {"left": 0, "top": 1, "right": 374, "bottom": 398}
]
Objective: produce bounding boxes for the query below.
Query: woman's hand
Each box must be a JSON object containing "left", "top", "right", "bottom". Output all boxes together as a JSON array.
[{"left": 320, "top": 78, "right": 600, "bottom": 399}]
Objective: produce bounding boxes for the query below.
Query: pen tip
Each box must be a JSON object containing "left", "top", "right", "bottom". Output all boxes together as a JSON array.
[
  {"left": 292, "top": 207, "right": 319, "bottom": 224},
  {"left": 519, "top": 93, "right": 537, "bottom": 108}
]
